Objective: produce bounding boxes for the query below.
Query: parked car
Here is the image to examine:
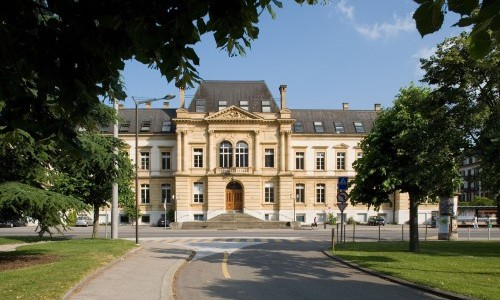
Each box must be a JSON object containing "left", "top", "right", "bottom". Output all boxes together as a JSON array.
[
  {"left": 157, "top": 218, "right": 171, "bottom": 227},
  {"left": 75, "top": 216, "right": 92, "bottom": 227},
  {"left": 12, "top": 218, "right": 28, "bottom": 227},
  {"left": 0, "top": 220, "right": 13, "bottom": 228},
  {"left": 367, "top": 216, "right": 385, "bottom": 226}
]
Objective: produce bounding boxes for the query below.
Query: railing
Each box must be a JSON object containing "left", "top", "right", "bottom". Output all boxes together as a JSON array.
[
  {"left": 207, "top": 208, "right": 225, "bottom": 220},
  {"left": 215, "top": 167, "right": 253, "bottom": 174}
]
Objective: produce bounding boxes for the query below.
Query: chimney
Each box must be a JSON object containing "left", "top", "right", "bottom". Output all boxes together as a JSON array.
[
  {"left": 342, "top": 102, "right": 349, "bottom": 110},
  {"left": 145, "top": 102, "right": 151, "bottom": 109},
  {"left": 179, "top": 88, "right": 185, "bottom": 108},
  {"left": 374, "top": 103, "right": 381, "bottom": 111},
  {"left": 279, "top": 85, "right": 287, "bottom": 110},
  {"left": 119, "top": 104, "right": 124, "bottom": 109},
  {"left": 163, "top": 101, "right": 169, "bottom": 109}
]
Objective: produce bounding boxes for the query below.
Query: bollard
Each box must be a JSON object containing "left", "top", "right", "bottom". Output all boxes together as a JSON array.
[
  {"left": 425, "top": 224, "right": 428, "bottom": 242},
  {"left": 468, "top": 227, "right": 470, "bottom": 241},
  {"left": 353, "top": 221, "right": 356, "bottom": 242},
  {"left": 331, "top": 228, "right": 335, "bottom": 251},
  {"left": 378, "top": 224, "right": 381, "bottom": 242},
  {"left": 488, "top": 226, "right": 491, "bottom": 240},
  {"left": 401, "top": 225, "right": 404, "bottom": 242}
]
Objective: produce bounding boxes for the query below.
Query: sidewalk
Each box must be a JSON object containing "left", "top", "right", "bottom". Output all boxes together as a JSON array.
[{"left": 64, "top": 240, "right": 193, "bottom": 300}]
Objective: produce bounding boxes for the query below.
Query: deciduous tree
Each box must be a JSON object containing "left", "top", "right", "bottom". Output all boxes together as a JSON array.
[{"left": 349, "top": 85, "right": 462, "bottom": 252}]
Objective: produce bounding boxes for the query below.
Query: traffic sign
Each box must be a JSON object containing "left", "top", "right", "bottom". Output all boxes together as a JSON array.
[
  {"left": 338, "top": 177, "right": 348, "bottom": 190},
  {"left": 337, "top": 202, "right": 348, "bottom": 212},
  {"left": 336, "top": 191, "right": 348, "bottom": 203}
]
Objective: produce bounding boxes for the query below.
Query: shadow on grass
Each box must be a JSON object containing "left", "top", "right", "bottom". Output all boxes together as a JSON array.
[{"left": 0, "top": 235, "right": 69, "bottom": 245}]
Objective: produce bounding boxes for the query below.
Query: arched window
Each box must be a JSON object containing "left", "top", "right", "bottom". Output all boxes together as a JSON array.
[
  {"left": 219, "top": 141, "right": 233, "bottom": 168},
  {"left": 235, "top": 141, "right": 249, "bottom": 167}
]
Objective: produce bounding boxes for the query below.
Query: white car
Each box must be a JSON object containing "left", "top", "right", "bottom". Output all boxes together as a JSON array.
[{"left": 75, "top": 216, "right": 91, "bottom": 227}]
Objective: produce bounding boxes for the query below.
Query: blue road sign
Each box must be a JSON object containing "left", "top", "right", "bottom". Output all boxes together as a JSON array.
[{"left": 338, "top": 177, "right": 348, "bottom": 190}]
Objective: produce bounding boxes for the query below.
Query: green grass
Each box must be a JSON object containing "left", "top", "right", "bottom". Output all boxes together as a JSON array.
[
  {"left": 333, "top": 241, "right": 500, "bottom": 300},
  {"left": 0, "top": 238, "right": 137, "bottom": 300},
  {"left": 0, "top": 236, "right": 68, "bottom": 245}
]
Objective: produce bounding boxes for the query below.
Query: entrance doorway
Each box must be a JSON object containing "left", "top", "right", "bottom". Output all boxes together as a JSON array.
[{"left": 226, "top": 181, "right": 243, "bottom": 211}]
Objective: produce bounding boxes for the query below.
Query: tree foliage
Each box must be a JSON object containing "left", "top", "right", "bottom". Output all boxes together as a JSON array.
[
  {"left": 0, "top": 0, "right": 318, "bottom": 154},
  {"left": 420, "top": 32, "right": 499, "bottom": 217},
  {"left": 413, "top": 0, "right": 499, "bottom": 58},
  {"left": 51, "top": 131, "right": 134, "bottom": 238},
  {"left": 0, "top": 182, "right": 84, "bottom": 237},
  {"left": 349, "top": 85, "right": 462, "bottom": 252}
]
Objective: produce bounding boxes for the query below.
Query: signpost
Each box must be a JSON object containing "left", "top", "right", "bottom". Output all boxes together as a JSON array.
[
  {"left": 337, "top": 177, "right": 348, "bottom": 190},
  {"left": 336, "top": 177, "right": 349, "bottom": 243}
]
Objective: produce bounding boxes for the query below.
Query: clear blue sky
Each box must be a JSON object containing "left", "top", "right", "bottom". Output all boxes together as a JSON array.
[{"left": 121, "top": 0, "right": 463, "bottom": 110}]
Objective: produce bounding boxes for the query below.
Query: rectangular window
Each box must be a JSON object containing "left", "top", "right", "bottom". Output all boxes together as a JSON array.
[
  {"left": 218, "top": 100, "right": 227, "bottom": 111},
  {"left": 161, "top": 121, "right": 171, "bottom": 132},
  {"left": 334, "top": 122, "right": 345, "bottom": 133},
  {"left": 356, "top": 152, "right": 363, "bottom": 160},
  {"left": 119, "top": 121, "right": 130, "bottom": 132},
  {"left": 194, "top": 214, "right": 205, "bottom": 221},
  {"left": 161, "top": 184, "right": 172, "bottom": 203},
  {"left": 193, "top": 148, "right": 203, "bottom": 168},
  {"left": 265, "top": 148, "right": 275, "bottom": 168},
  {"left": 262, "top": 100, "right": 271, "bottom": 112},
  {"left": 196, "top": 100, "right": 205, "bottom": 112},
  {"left": 193, "top": 182, "right": 204, "bottom": 203},
  {"left": 141, "top": 215, "right": 150, "bottom": 223},
  {"left": 354, "top": 122, "right": 365, "bottom": 133},
  {"left": 240, "top": 100, "right": 249, "bottom": 110},
  {"left": 336, "top": 152, "right": 346, "bottom": 170},
  {"left": 294, "top": 121, "right": 304, "bottom": 133},
  {"left": 314, "top": 121, "right": 324, "bottom": 133},
  {"left": 296, "top": 184, "right": 305, "bottom": 203},
  {"left": 120, "top": 215, "right": 129, "bottom": 223},
  {"left": 140, "top": 152, "right": 150, "bottom": 170},
  {"left": 295, "top": 152, "right": 305, "bottom": 170},
  {"left": 265, "top": 182, "right": 275, "bottom": 203},
  {"left": 161, "top": 152, "right": 171, "bottom": 170},
  {"left": 296, "top": 214, "right": 305, "bottom": 222},
  {"left": 316, "top": 152, "right": 325, "bottom": 170},
  {"left": 140, "top": 184, "right": 150, "bottom": 204},
  {"left": 140, "top": 121, "right": 151, "bottom": 132},
  {"left": 316, "top": 184, "right": 325, "bottom": 203}
]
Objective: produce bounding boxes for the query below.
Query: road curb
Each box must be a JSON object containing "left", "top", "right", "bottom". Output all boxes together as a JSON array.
[
  {"left": 321, "top": 250, "right": 474, "bottom": 300},
  {"left": 62, "top": 245, "right": 143, "bottom": 300},
  {"left": 172, "top": 250, "right": 196, "bottom": 300}
]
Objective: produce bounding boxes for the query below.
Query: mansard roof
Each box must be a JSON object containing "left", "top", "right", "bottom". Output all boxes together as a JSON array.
[
  {"left": 187, "top": 80, "right": 280, "bottom": 113},
  {"left": 103, "top": 108, "right": 177, "bottom": 134},
  {"left": 290, "top": 109, "right": 378, "bottom": 134}
]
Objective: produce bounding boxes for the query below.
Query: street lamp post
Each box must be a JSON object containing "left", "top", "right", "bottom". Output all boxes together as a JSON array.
[{"left": 133, "top": 94, "right": 175, "bottom": 245}]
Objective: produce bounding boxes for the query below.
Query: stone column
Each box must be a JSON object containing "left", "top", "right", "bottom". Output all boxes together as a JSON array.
[
  {"left": 280, "top": 130, "right": 286, "bottom": 172},
  {"left": 176, "top": 130, "right": 182, "bottom": 174},
  {"left": 208, "top": 130, "right": 214, "bottom": 174},
  {"left": 254, "top": 130, "right": 260, "bottom": 172}
]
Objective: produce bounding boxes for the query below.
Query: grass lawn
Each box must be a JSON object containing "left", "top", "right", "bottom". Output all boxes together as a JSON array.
[
  {"left": 0, "top": 236, "right": 68, "bottom": 245},
  {"left": 333, "top": 241, "right": 500, "bottom": 300},
  {"left": 0, "top": 238, "right": 137, "bottom": 300}
]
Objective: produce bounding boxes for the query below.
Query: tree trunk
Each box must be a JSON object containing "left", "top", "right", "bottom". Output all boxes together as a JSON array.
[
  {"left": 92, "top": 204, "right": 99, "bottom": 238},
  {"left": 408, "top": 193, "right": 420, "bottom": 252}
]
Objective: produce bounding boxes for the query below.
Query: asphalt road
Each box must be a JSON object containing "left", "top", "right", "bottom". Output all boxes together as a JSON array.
[
  {"left": 1, "top": 224, "right": 498, "bottom": 241},
  {"left": 175, "top": 239, "right": 445, "bottom": 300}
]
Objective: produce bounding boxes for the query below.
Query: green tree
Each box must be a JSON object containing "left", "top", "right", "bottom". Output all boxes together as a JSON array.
[
  {"left": 413, "top": 0, "right": 499, "bottom": 58},
  {"left": 0, "top": 0, "right": 318, "bottom": 154},
  {"left": 420, "top": 32, "right": 499, "bottom": 222},
  {"left": 349, "top": 85, "right": 462, "bottom": 252},
  {"left": 51, "top": 131, "right": 134, "bottom": 238}
]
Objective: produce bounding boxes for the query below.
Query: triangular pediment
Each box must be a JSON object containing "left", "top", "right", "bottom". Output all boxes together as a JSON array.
[{"left": 205, "top": 106, "right": 263, "bottom": 121}]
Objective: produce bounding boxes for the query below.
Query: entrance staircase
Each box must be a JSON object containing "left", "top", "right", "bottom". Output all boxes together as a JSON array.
[{"left": 179, "top": 212, "right": 289, "bottom": 230}]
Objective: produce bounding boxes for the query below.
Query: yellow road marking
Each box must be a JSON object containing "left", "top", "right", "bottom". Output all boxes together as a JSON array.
[{"left": 222, "top": 251, "right": 231, "bottom": 279}]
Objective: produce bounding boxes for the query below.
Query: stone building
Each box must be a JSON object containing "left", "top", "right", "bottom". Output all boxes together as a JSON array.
[{"left": 109, "top": 80, "right": 438, "bottom": 226}]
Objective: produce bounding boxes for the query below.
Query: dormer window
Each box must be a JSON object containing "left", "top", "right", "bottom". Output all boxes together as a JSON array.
[
  {"left": 294, "top": 121, "right": 304, "bottom": 133},
  {"left": 334, "top": 122, "right": 345, "bottom": 133},
  {"left": 196, "top": 100, "right": 205, "bottom": 112},
  {"left": 240, "top": 100, "right": 249, "bottom": 111},
  {"left": 119, "top": 121, "right": 130, "bottom": 132},
  {"left": 262, "top": 100, "right": 271, "bottom": 112},
  {"left": 314, "top": 121, "right": 324, "bottom": 133},
  {"left": 218, "top": 100, "right": 227, "bottom": 111},
  {"left": 140, "top": 121, "right": 151, "bottom": 132},
  {"left": 161, "top": 121, "right": 171, "bottom": 132},
  {"left": 354, "top": 122, "right": 365, "bottom": 133}
]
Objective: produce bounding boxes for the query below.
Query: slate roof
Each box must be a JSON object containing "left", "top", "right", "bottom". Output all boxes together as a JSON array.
[
  {"left": 108, "top": 80, "right": 379, "bottom": 135},
  {"left": 186, "top": 80, "right": 280, "bottom": 113},
  {"left": 290, "top": 109, "right": 378, "bottom": 134},
  {"left": 102, "top": 108, "right": 177, "bottom": 134}
]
